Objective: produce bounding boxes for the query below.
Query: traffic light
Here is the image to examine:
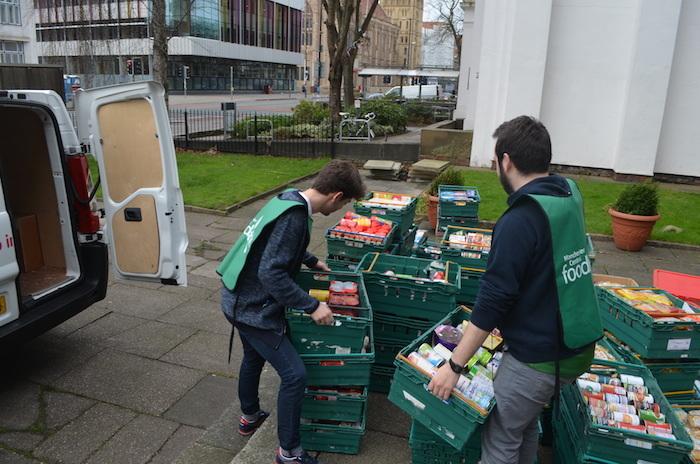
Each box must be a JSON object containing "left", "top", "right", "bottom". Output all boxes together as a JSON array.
[
  {"left": 133, "top": 58, "right": 142, "bottom": 75},
  {"left": 183, "top": 65, "right": 190, "bottom": 79},
  {"left": 419, "top": 76, "right": 428, "bottom": 85},
  {"left": 177, "top": 66, "right": 183, "bottom": 78},
  {"left": 383, "top": 75, "right": 391, "bottom": 84},
  {"left": 126, "top": 59, "right": 133, "bottom": 75}
]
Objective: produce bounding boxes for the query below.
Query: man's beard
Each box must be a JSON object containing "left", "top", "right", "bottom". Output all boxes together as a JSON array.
[{"left": 498, "top": 159, "right": 514, "bottom": 195}]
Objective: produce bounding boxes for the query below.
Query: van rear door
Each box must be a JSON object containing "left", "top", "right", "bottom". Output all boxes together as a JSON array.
[
  {"left": 0, "top": 188, "right": 20, "bottom": 328},
  {"left": 75, "top": 82, "right": 187, "bottom": 285}
]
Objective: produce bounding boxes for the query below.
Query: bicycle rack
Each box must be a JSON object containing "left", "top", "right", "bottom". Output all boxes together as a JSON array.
[{"left": 338, "top": 112, "right": 375, "bottom": 141}]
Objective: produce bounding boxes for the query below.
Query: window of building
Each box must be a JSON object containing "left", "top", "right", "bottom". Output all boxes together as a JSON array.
[
  {"left": 0, "top": 40, "right": 25, "bottom": 63},
  {"left": 0, "top": 0, "right": 21, "bottom": 25}
]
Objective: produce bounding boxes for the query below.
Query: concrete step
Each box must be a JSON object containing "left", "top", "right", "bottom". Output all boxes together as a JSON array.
[{"left": 230, "top": 415, "right": 278, "bottom": 464}]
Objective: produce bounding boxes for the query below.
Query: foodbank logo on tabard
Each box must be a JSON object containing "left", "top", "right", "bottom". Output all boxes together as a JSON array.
[
  {"left": 243, "top": 216, "right": 263, "bottom": 253},
  {"left": 562, "top": 247, "right": 591, "bottom": 285}
]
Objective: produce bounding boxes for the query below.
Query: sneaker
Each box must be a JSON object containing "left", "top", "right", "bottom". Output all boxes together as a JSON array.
[
  {"left": 238, "top": 411, "right": 270, "bottom": 436},
  {"left": 274, "top": 449, "right": 320, "bottom": 464}
]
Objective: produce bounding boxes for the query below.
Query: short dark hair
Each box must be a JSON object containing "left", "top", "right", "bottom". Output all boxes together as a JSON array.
[
  {"left": 492, "top": 116, "right": 552, "bottom": 174},
  {"left": 312, "top": 160, "right": 366, "bottom": 200}
]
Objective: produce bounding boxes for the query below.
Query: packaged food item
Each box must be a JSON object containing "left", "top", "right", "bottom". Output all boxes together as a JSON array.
[
  {"left": 418, "top": 343, "right": 446, "bottom": 368},
  {"left": 328, "top": 293, "right": 360, "bottom": 306},
  {"left": 329, "top": 281, "right": 358, "bottom": 294},
  {"left": 309, "top": 289, "right": 329, "bottom": 302},
  {"left": 434, "top": 325, "right": 464, "bottom": 350}
]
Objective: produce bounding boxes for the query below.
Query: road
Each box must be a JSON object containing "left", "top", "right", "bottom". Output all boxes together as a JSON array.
[{"left": 168, "top": 92, "right": 328, "bottom": 114}]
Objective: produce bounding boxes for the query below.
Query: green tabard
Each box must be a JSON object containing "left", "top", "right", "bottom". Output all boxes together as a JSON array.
[
  {"left": 526, "top": 178, "right": 603, "bottom": 350},
  {"left": 216, "top": 194, "right": 312, "bottom": 291}
]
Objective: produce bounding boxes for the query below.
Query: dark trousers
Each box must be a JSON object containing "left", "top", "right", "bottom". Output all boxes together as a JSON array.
[{"left": 237, "top": 328, "right": 307, "bottom": 451}]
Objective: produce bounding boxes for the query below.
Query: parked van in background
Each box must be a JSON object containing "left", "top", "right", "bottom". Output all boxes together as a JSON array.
[
  {"left": 0, "top": 81, "right": 188, "bottom": 349},
  {"left": 384, "top": 84, "right": 442, "bottom": 100}
]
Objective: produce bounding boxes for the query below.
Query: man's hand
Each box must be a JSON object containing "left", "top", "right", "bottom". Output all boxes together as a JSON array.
[
  {"left": 310, "top": 302, "right": 334, "bottom": 326},
  {"left": 314, "top": 260, "right": 332, "bottom": 272},
  {"left": 428, "top": 363, "right": 460, "bottom": 401}
]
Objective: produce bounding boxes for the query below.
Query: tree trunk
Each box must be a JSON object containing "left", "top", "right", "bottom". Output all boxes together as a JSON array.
[
  {"left": 328, "top": 64, "right": 343, "bottom": 123},
  {"left": 342, "top": 55, "right": 356, "bottom": 110},
  {"left": 151, "top": 0, "right": 169, "bottom": 95}
]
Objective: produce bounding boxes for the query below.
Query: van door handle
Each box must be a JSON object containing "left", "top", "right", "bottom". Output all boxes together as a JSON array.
[{"left": 124, "top": 208, "right": 142, "bottom": 222}]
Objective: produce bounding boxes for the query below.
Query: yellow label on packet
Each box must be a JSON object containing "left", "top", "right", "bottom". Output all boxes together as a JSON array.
[{"left": 483, "top": 334, "right": 503, "bottom": 351}]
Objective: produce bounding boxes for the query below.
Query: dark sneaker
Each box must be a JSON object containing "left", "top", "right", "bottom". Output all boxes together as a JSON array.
[
  {"left": 274, "top": 449, "right": 320, "bottom": 464},
  {"left": 238, "top": 411, "right": 270, "bottom": 436}
]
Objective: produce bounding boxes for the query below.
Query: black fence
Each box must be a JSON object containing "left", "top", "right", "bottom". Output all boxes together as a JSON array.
[{"left": 169, "top": 109, "right": 335, "bottom": 158}]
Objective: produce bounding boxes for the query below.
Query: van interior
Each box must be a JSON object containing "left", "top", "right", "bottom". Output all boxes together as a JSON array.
[{"left": 0, "top": 105, "right": 79, "bottom": 299}]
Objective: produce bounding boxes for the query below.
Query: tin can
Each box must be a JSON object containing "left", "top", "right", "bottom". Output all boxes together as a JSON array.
[
  {"left": 605, "top": 393, "right": 628, "bottom": 404},
  {"left": 639, "top": 409, "right": 665, "bottom": 424},
  {"left": 309, "top": 289, "right": 330, "bottom": 302},
  {"left": 589, "top": 406, "right": 607, "bottom": 418},
  {"left": 646, "top": 423, "right": 672, "bottom": 434},
  {"left": 608, "top": 403, "right": 637, "bottom": 415},
  {"left": 627, "top": 385, "right": 649, "bottom": 395},
  {"left": 577, "top": 379, "right": 602, "bottom": 393},
  {"left": 620, "top": 374, "right": 645, "bottom": 387},
  {"left": 612, "top": 411, "right": 640, "bottom": 426},
  {"left": 628, "top": 391, "right": 654, "bottom": 404},
  {"left": 602, "top": 384, "right": 627, "bottom": 396},
  {"left": 618, "top": 422, "right": 647, "bottom": 433},
  {"left": 588, "top": 398, "right": 608, "bottom": 409}
]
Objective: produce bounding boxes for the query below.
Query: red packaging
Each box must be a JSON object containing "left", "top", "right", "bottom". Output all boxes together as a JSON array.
[
  {"left": 617, "top": 422, "right": 647, "bottom": 433},
  {"left": 583, "top": 391, "right": 605, "bottom": 402},
  {"left": 646, "top": 423, "right": 672, "bottom": 434}
]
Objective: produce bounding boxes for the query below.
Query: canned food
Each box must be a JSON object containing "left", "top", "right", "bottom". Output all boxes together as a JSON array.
[
  {"left": 589, "top": 406, "right": 607, "bottom": 418},
  {"left": 605, "top": 393, "right": 628, "bottom": 404},
  {"left": 639, "top": 409, "right": 665, "bottom": 424},
  {"left": 620, "top": 374, "right": 645, "bottom": 387},
  {"left": 577, "top": 379, "right": 602, "bottom": 393},
  {"left": 309, "top": 289, "right": 330, "bottom": 302},
  {"left": 608, "top": 403, "right": 636, "bottom": 415},
  {"left": 583, "top": 391, "right": 605, "bottom": 401},
  {"left": 617, "top": 422, "right": 647, "bottom": 433},
  {"left": 612, "top": 411, "right": 640, "bottom": 426},
  {"left": 602, "top": 384, "right": 627, "bottom": 396}
]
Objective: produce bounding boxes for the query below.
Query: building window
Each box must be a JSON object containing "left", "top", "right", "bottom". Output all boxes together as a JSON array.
[
  {"left": 0, "top": 40, "right": 24, "bottom": 63},
  {"left": 0, "top": 0, "right": 21, "bottom": 25}
]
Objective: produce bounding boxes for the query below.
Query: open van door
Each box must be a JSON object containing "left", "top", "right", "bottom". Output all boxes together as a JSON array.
[{"left": 75, "top": 82, "right": 187, "bottom": 285}]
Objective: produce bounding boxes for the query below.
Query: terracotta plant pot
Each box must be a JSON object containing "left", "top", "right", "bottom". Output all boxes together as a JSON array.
[
  {"left": 427, "top": 195, "right": 439, "bottom": 231},
  {"left": 609, "top": 208, "right": 660, "bottom": 252}
]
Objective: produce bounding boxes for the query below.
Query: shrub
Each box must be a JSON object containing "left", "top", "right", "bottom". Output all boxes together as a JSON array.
[
  {"left": 293, "top": 100, "right": 330, "bottom": 125},
  {"left": 359, "top": 100, "right": 407, "bottom": 133},
  {"left": 404, "top": 102, "right": 434, "bottom": 125},
  {"left": 613, "top": 182, "right": 659, "bottom": 216},
  {"left": 274, "top": 123, "right": 333, "bottom": 139},
  {"left": 427, "top": 167, "right": 463, "bottom": 196},
  {"left": 231, "top": 115, "right": 294, "bottom": 138}
]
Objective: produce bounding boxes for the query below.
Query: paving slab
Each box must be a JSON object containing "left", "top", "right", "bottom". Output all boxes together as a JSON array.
[
  {"left": 198, "top": 369, "right": 280, "bottom": 452},
  {"left": 67, "top": 312, "right": 147, "bottom": 346},
  {"left": 164, "top": 375, "right": 237, "bottom": 429},
  {"left": 0, "top": 380, "right": 40, "bottom": 430},
  {"left": 186, "top": 213, "right": 218, "bottom": 228},
  {"left": 33, "top": 403, "right": 136, "bottom": 464},
  {"left": 44, "top": 391, "right": 96, "bottom": 430},
  {"left": 366, "top": 393, "right": 411, "bottom": 439},
  {"left": 105, "top": 320, "right": 198, "bottom": 359},
  {"left": 85, "top": 414, "right": 179, "bottom": 464},
  {"left": 228, "top": 416, "right": 277, "bottom": 464},
  {"left": 96, "top": 284, "right": 193, "bottom": 320},
  {"left": 0, "top": 449, "right": 42, "bottom": 463},
  {"left": 209, "top": 217, "right": 252, "bottom": 231},
  {"left": 54, "top": 349, "right": 204, "bottom": 415},
  {"left": 0, "top": 431, "right": 44, "bottom": 451},
  {"left": 148, "top": 425, "right": 205, "bottom": 464},
  {"left": 187, "top": 273, "right": 223, "bottom": 291},
  {"left": 174, "top": 443, "right": 234, "bottom": 464},
  {"left": 158, "top": 299, "right": 230, "bottom": 336},
  {"left": 6, "top": 334, "right": 105, "bottom": 385},
  {"left": 160, "top": 331, "right": 238, "bottom": 376},
  {"left": 47, "top": 305, "right": 112, "bottom": 338},
  {"left": 191, "top": 261, "right": 223, "bottom": 278},
  {"left": 209, "top": 230, "right": 242, "bottom": 246},
  {"left": 319, "top": 430, "right": 412, "bottom": 464},
  {"left": 188, "top": 224, "right": 231, "bottom": 243},
  {"left": 200, "top": 248, "right": 229, "bottom": 261}
]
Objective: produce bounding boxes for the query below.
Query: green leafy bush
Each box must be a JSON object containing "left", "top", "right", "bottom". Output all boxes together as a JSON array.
[
  {"left": 613, "top": 182, "right": 659, "bottom": 216},
  {"left": 293, "top": 100, "right": 330, "bottom": 125},
  {"left": 231, "top": 115, "right": 294, "bottom": 138},
  {"left": 372, "top": 124, "right": 394, "bottom": 137},
  {"left": 427, "top": 167, "right": 463, "bottom": 196},
  {"left": 404, "top": 102, "right": 434, "bottom": 125},
  {"left": 359, "top": 100, "right": 407, "bottom": 133},
  {"left": 274, "top": 123, "right": 331, "bottom": 139}
]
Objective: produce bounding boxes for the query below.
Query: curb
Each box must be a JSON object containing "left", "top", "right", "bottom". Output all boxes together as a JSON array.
[{"left": 183, "top": 169, "right": 322, "bottom": 216}]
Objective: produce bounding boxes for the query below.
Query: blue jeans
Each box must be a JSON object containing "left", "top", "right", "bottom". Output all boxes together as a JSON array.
[{"left": 237, "top": 326, "right": 307, "bottom": 451}]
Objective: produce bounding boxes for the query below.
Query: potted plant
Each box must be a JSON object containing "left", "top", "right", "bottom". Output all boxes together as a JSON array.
[
  {"left": 609, "top": 182, "right": 660, "bottom": 251},
  {"left": 426, "top": 167, "right": 463, "bottom": 230}
]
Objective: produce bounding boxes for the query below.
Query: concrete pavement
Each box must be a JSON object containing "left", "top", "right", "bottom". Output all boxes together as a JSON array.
[{"left": 1, "top": 172, "right": 698, "bottom": 464}]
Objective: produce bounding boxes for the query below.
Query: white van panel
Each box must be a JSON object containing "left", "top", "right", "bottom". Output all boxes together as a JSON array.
[{"left": 0, "top": 189, "right": 19, "bottom": 327}]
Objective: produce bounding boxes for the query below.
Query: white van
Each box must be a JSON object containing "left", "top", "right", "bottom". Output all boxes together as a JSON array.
[
  {"left": 384, "top": 84, "right": 442, "bottom": 100},
  {"left": 0, "top": 81, "right": 188, "bottom": 348}
]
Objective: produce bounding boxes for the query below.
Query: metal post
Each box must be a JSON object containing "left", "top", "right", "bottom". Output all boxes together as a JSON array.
[
  {"left": 183, "top": 65, "right": 188, "bottom": 96},
  {"left": 316, "top": 0, "right": 322, "bottom": 93},
  {"left": 184, "top": 110, "right": 190, "bottom": 149},
  {"left": 230, "top": 66, "right": 234, "bottom": 99},
  {"left": 254, "top": 113, "right": 258, "bottom": 154}
]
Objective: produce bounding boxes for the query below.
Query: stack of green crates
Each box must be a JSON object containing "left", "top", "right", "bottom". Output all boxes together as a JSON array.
[
  {"left": 325, "top": 219, "right": 398, "bottom": 270},
  {"left": 286, "top": 269, "right": 374, "bottom": 455},
  {"left": 410, "top": 420, "right": 482, "bottom": 464},
  {"left": 554, "top": 359, "right": 693, "bottom": 464},
  {"left": 597, "top": 286, "right": 700, "bottom": 401},
  {"left": 354, "top": 191, "right": 418, "bottom": 238},
  {"left": 437, "top": 185, "right": 481, "bottom": 236},
  {"left": 440, "top": 225, "right": 492, "bottom": 306},
  {"left": 358, "top": 253, "right": 461, "bottom": 394}
]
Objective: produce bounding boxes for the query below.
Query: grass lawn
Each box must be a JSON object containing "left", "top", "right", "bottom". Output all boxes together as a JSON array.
[
  {"left": 89, "top": 151, "right": 329, "bottom": 210},
  {"left": 457, "top": 168, "right": 700, "bottom": 246}
]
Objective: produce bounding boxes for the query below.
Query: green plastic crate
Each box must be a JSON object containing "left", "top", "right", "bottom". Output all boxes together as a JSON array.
[
  {"left": 302, "top": 326, "right": 375, "bottom": 386},
  {"left": 598, "top": 287, "right": 700, "bottom": 359},
  {"left": 354, "top": 191, "right": 418, "bottom": 237},
  {"left": 560, "top": 359, "right": 693, "bottom": 464},
  {"left": 326, "top": 256, "right": 361, "bottom": 273},
  {"left": 412, "top": 241, "right": 442, "bottom": 261},
  {"left": 437, "top": 216, "right": 480, "bottom": 236},
  {"left": 553, "top": 402, "right": 618, "bottom": 464},
  {"left": 645, "top": 360, "right": 700, "bottom": 394},
  {"left": 369, "top": 365, "right": 394, "bottom": 394},
  {"left": 410, "top": 421, "right": 481, "bottom": 464},
  {"left": 287, "top": 270, "right": 372, "bottom": 354},
  {"left": 438, "top": 185, "right": 480, "bottom": 218},
  {"left": 373, "top": 312, "right": 435, "bottom": 346},
  {"left": 300, "top": 411, "right": 366, "bottom": 455},
  {"left": 326, "top": 224, "right": 398, "bottom": 261},
  {"left": 302, "top": 386, "right": 368, "bottom": 422},
  {"left": 375, "top": 336, "right": 406, "bottom": 366},
  {"left": 457, "top": 267, "right": 484, "bottom": 306},
  {"left": 594, "top": 333, "right": 644, "bottom": 366},
  {"left": 394, "top": 225, "right": 418, "bottom": 256},
  {"left": 359, "top": 253, "right": 461, "bottom": 322},
  {"left": 389, "top": 306, "right": 493, "bottom": 451},
  {"left": 440, "top": 226, "right": 492, "bottom": 270}
]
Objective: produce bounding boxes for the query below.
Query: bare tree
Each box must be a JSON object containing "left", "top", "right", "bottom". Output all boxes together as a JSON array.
[
  {"left": 151, "top": 0, "right": 169, "bottom": 91},
  {"left": 426, "top": 0, "right": 463, "bottom": 66},
  {"left": 341, "top": 0, "right": 379, "bottom": 107},
  {"left": 323, "top": 0, "right": 354, "bottom": 120}
]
